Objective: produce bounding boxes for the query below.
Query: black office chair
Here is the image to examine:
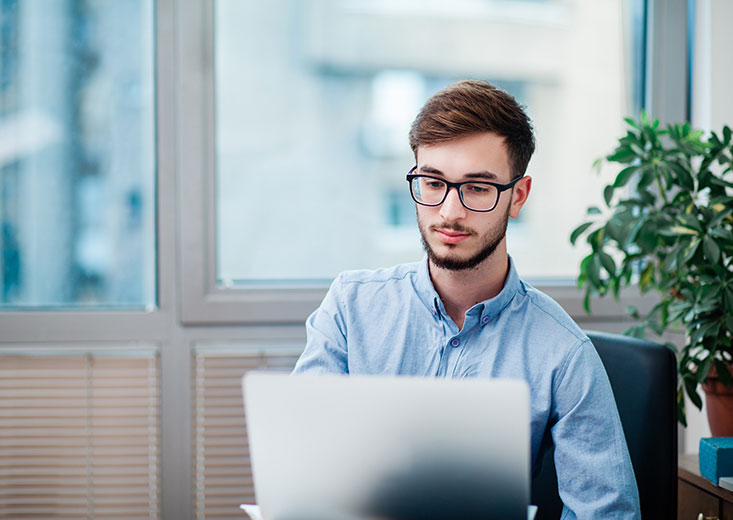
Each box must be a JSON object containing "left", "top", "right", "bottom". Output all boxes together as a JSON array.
[{"left": 530, "top": 330, "right": 678, "bottom": 520}]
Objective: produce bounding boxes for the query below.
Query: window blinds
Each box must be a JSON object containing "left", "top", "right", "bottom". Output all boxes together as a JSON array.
[
  {"left": 0, "top": 350, "right": 159, "bottom": 519},
  {"left": 193, "top": 348, "right": 300, "bottom": 519}
]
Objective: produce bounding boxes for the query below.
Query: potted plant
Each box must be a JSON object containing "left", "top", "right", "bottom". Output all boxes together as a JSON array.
[{"left": 569, "top": 111, "right": 733, "bottom": 431}]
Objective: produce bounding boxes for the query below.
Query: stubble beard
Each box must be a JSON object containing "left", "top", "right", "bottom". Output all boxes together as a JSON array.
[{"left": 418, "top": 207, "right": 510, "bottom": 271}]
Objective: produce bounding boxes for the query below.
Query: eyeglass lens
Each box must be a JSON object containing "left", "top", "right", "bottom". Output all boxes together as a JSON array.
[{"left": 411, "top": 177, "right": 498, "bottom": 211}]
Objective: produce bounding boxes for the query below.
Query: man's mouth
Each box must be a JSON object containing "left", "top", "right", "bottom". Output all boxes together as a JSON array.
[{"left": 433, "top": 227, "right": 472, "bottom": 244}]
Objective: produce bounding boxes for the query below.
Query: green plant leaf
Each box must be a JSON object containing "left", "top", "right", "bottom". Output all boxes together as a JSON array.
[
  {"left": 586, "top": 206, "right": 602, "bottom": 215},
  {"left": 684, "top": 377, "right": 703, "bottom": 410},
  {"left": 667, "top": 226, "right": 700, "bottom": 236},
  {"left": 603, "top": 185, "right": 614, "bottom": 207},
  {"left": 625, "top": 216, "right": 646, "bottom": 246},
  {"left": 639, "top": 263, "right": 654, "bottom": 291},
  {"left": 709, "top": 176, "right": 733, "bottom": 190},
  {"left": 586, "top": 228, "right": 604, "bottom": 252},
  {"left": 677, "top": 213, "right": 703, "bottom": 233},
  {"left": 725, "top": 288, "right": 733, "bottom": 312},
  {"left": 592, "top": 157, "right": 604, "bottom": 173},
  {"left": 638, "top": 167, "right": 656, "bottom": 189},
  {"left": 725, "top": 314, "right": 733, "bottom": 334},
  {"left": 612, "top": 165, "right": 639, "bottom": 188},
  {"left": 692, "top": 302, "right": 719, "bottom": 317},
  {"left": 608, "top": 148, "right": 637, "bottom": 164},
  {"left": 604, "top": 212, "right": 626, "bottom": 242},
  {"left": 665, "top": 160, "right": 695, "bottom": 190},
  {"left": 680, "top": 239, "right": 700, "bottom": 264},
  {"left": 677, "top": 388, "right": 688, "bottom": 427},
  {"left": 624, "top": 117, "right": 641, "bottom": 130},
  {"left": 586, "top": 256, "right": 602, "bottom": 288},
  {"left": 709, "top": 207, "right": 733, "bottom": 229},
  {"left": 638, "top": 188, "right": 656, "bottom": 206},
  {"left": 698, "top": 283, "right": 723, "bottom": 305},
  {"left": 715, "top": 359, "right": 732, "bottom": 387},
  {"left": 618, "top": 199, "right": 645, "bottom": 208},
  {"left": 570, "top": 222, "right": 593, "bottom": 245},
  {"left": 662, "top": 244, "right": 680, "bottom": 273},
  {"left": 703, "top": 235, "right": 721, "bottom": 263},
  {"left": 646, "top": 303, "right": 667, "bottom": 336},
  {"left": 598, "top": 251, "right": 616, "bottom": 276},
  {"left": 696, "top": 355, "right": 713, "bottom": 384},
  {"left": 698, "top": 321, "right": 720, "bottom": 341},
  {"left": 640, "top": 109, "right": 650, "bottom": 126},
  {"left": 610, "top": 275, "right": 621, "bottom": 299},
  {"left": 668, "top": 300, "right": 690, "bottom": 322},
  {"left": 708, "top": 228, "right": 733, "bottom": 241}
]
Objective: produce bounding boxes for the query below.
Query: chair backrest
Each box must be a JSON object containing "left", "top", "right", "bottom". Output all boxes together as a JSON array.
[{"left": 530, "top": 330, "right": 678, "bottom": 520}]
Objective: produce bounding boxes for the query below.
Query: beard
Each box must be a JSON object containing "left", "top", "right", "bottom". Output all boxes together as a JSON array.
[{"left": 418, "top": 207, "right": 510, "bottom": 271}]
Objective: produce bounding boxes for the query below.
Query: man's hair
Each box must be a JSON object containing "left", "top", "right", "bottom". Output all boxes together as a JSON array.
[{"left": 409, "top": 80, "right": 535, "bottom": 179}]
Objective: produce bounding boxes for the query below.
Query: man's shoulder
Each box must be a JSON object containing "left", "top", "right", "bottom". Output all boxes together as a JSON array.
[
  {"left": 518, "top": 280, "right": 588, "bottom": 347},
  {"left": 336, "top": 261, "right": 422, "bottom": 287}
]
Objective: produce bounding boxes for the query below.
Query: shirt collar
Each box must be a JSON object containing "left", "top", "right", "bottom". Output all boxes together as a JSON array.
[{"left": 416, "top": 255, "right": 523, "bottom": 322}]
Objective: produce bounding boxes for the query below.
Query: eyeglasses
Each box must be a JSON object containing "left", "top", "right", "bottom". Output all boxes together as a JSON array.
[{"left": 406, "top": 166, "right": 522, "bottom": 212}]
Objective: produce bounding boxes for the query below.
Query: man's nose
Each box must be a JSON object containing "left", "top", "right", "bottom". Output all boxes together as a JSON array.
[{"left": 439, "top": 187, "right": 467, "bottom": 222}]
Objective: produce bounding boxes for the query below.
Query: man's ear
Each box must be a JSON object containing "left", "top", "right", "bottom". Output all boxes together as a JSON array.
[{"left": 509, "top": 176, "right": 532, "bottom": 219}]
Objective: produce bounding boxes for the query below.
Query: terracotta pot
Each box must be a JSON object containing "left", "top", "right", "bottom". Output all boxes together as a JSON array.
[{"left": 701, "top": 363, "right": 733, "bottom": 437}]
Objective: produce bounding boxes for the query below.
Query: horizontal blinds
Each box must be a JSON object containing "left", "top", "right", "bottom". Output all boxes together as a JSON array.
[
  {"left": 0, "top": 352, "right": 159, "bottom": 519},
  {"left": 193, "top": 350, "right": 299, "bottom": 520}
]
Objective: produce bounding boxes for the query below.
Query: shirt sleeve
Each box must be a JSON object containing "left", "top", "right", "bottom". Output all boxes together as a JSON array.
[
  {"left": 292, "top": 274, "right": 349, "bottom": 374},
  {"left": 551, "top": 339, "right": 641, "bottom": 519}
]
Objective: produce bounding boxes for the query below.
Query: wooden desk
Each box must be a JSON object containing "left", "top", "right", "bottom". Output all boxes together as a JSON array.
[{"left": 679, "top": 453, "right": 733, "bottom": 520}]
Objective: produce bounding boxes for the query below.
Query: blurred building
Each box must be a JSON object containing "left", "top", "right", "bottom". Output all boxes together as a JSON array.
[{"left": 0, "top": 0, "right": 154, "bottom": 308}]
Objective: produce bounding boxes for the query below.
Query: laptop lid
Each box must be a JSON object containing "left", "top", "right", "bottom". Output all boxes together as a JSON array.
[{"left": 243, "top": 373, "right": 530, "bottom": 520}]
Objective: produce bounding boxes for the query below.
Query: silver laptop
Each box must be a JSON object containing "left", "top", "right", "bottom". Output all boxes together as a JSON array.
[{"left": 243, "top": 373, "right": 530, "bottom": 520}]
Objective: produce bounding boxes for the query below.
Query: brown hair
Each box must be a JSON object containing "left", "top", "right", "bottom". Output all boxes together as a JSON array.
[{"left": 409, "top": 80, "right": 535, "bottom": 179}]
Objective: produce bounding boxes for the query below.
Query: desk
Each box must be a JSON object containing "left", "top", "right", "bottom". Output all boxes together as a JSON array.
[{"left": 678, "top": 453, "right": 733, "bottom": 520}]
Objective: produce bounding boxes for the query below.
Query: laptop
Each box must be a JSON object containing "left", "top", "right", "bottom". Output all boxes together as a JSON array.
[{"left": 243, "top": 373, "right": 530, "bottom": 520}]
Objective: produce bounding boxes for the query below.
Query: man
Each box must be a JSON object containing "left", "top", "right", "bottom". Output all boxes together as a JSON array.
[{"left": 293, "top": 80, "right": 641, "bottom": 518}]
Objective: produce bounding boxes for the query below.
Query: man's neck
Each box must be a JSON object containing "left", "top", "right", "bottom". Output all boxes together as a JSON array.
[{"left": 429, "top": 248, "right": 510, "bottom": 330}]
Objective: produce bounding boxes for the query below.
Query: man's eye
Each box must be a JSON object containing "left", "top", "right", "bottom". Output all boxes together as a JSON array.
[
  {"left": 425, "top": 181, "right": 445, "bottom": 189},
  {"left": 466, "top": 184, "right": 490, "bottom": 194}
]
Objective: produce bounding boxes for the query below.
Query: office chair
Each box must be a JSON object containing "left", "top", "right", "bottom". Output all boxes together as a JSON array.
[{"left": 530, "top": 330, "right": 678, "bottom": 520}]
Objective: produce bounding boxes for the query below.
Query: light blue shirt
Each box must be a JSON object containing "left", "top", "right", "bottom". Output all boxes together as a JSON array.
[{"left": 293, "top": 257, "right": 641, "bottom": 519}]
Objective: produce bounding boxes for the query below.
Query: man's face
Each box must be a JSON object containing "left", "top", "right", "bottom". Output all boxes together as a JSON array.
[{"left": 414, "top": 132, "right": 530, "bottom": 271}]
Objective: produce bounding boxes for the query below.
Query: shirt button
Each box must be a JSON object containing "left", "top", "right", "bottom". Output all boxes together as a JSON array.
[
  {"left": 450, "top": 338, "right": 460, "bottom": 347},
  {"left": 481, "top": 316, "right": 490, "bottom": 324}
]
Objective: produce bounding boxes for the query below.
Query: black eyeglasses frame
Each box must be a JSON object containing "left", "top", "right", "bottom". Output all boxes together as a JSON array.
[{"left": 405, "top": 166, "right": 523, "bottom": 212}]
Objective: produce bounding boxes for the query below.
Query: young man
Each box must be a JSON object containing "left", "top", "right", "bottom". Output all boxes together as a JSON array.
[{"left": 293, "top": 80, "right": 641, "bottom": 518}]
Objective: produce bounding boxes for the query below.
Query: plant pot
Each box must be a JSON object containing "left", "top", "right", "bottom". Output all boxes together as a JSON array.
[{"left": 701, "top": 363, "right": 733, "bottom": 437}]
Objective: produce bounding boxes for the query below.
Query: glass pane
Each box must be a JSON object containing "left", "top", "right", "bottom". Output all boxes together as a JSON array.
[
  {"left": 215, "top": 0, "right": 642, "bottom": 283},
  {"left": 0, "top": 0, "right": 155, "bottom": 308}
]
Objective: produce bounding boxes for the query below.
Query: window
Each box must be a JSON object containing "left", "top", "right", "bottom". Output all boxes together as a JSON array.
[
  {"left": 214, "top": 0, "right": 645, "bottom": 283},
  {"left": 0, "top": 0, "right": 156, "bottom": 308}
]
